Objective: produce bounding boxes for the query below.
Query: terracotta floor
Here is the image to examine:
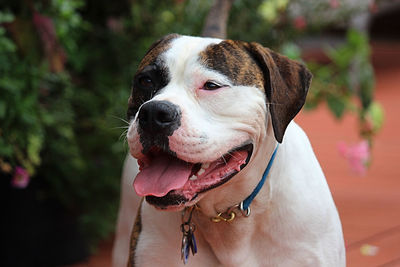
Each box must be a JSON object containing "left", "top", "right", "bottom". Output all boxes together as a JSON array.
[{"left": 73, "top": 41, "right": 400, "bottom": 267}]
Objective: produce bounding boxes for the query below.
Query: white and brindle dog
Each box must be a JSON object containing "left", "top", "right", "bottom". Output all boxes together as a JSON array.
[{"left": 114, "top": 34, "right": 345, "bottom": 266}]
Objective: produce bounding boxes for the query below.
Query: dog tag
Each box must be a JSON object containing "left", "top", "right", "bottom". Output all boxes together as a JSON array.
[
  {"left": 181, "top": 233, "right": 190, "bottom": 264},
  {"left": 189, "top": 230, "right": 197, "bottom": 256},
  {"left": 181, "top": 222, "right": 197, "bottom": 264},
  {"left": 181, "top": 207, "right": 198, "bottom": 264}
]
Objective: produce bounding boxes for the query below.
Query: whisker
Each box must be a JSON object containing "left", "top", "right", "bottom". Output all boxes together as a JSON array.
[
  {"left": 111, "top": 126, "right": 129, "bottom": 130},
  {"left": 226, "top": 152, "right": 240, "bottom": 161},
  {"left": 119, "top": 129, "right": 128, "bottom": 141},
  {"left": 110, "top": 115, "right": 130, "bottom": 125},
  {"left": 122, "top": 136, "right": 128, "bottom": 147},
  {"left": 222, "top": 155, "right": 227, "bottom": 165}
]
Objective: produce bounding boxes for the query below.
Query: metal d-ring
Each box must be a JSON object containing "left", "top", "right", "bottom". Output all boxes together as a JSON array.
[{"left": 239, "top": 202, "right": 251, "bottom": 217}]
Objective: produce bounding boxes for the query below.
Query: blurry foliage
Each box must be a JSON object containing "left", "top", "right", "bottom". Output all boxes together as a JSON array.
[
  {"left": 0, "top": 0, "right": 213, "bottom": 248},
  {"left": 243, "top": 0, "right": 383, "bottom": 145},
  {"left": 306, "top": 29, "right": 383, "bottom": 143},
  {"left": 288, "top": 0, "right": 372, "bottom": 29},
  {"left": 0, "top": 0, "right": 382, "bottom": 247}
]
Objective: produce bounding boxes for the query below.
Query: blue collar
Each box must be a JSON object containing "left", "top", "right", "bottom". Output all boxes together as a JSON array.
[
  {"left": 182, "top": 144, "right": 279, "bottom": 264},
  {"left": 240, "top": 144, "right": 279, "bottom": 215},
  {"left": 210, "top": 144, "right": 279, "bottom": 222}
]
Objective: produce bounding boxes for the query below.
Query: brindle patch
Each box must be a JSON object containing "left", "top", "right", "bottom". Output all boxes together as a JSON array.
[
  {"left": 127, "top": 34, "right": 180, "bottom": 119},
  {"left": 200, "top": 39, "right": 312, "bottom": 143},
  {"left": 128, "top": 65, "right": 170, "bottom": 119},
  {"left": 199, "top": 40, "right": 265, "bottom": 90},
  {"left": 137, "top": 33, "right": 180, "bottom": 72},
  {"left": 128, "top": 198, "right": 144, "bottom": 267}
]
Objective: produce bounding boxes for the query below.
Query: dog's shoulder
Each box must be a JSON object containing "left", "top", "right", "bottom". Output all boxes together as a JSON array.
[{"left": 281, "top": 121, "right": 316, "bottom": 159}]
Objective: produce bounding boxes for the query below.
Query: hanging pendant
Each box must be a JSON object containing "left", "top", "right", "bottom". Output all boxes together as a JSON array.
[{"left": 180, "top": 207, "right": 197, "bottom": 264}]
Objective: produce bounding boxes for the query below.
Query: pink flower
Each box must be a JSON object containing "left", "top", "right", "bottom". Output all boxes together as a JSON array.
[
  {"left": 330, "top": 0, "right": 340, "bottom": 9},
  {"left": 11, "top": 166, "right": 30, "bottom": 189},
  {"left": 293, "top": 16, "right": 307, "bottom": 30},
  {"left": 338, "top": 140, "right": 370, "bottom": 175}
]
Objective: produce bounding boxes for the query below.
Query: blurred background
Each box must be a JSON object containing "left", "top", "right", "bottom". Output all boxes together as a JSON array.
[{"left": 1, "top": 0, "right": 399, "bottom": 266}]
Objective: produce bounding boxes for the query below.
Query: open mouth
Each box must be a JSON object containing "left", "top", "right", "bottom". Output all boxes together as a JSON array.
[{"left": 133, "top": 143, "right": 253, "bottom": 209}]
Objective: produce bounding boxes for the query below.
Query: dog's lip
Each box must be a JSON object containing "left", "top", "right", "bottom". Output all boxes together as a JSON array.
[
  {"left": 145, "top": 193, "right": 199, "bottom": 211},
  {"left": 140, "top": 143, "right": 254, "bottom": 209}
]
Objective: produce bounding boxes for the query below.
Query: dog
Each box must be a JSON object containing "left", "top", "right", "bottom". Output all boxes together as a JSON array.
[{"left": 115, "top": 34, "right": 345, "bottom": 266}]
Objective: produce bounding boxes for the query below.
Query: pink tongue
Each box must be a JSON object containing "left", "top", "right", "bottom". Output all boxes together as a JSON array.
[{"left": 133, "top": 153, "right": 193, "bottom": 197}]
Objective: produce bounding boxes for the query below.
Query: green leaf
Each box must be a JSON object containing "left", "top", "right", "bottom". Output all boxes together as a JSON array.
[
  {"left": 0, "top": 11, "right": 15, "bottom": 24},
  {"left": 258, "top": 0, "right": 288, "bottom": 22},
  {"left": 327, "top": 95, "right": 346, "bottom": 119},
  {"left": 368, "top": 102, "right": 384, "bottom": 132},
  {"left": 0, "top": 101, "right": 6, "bottom": 118},
  {"left": 0, "top": 33, "right": 17, "bottom": 53},
  {"left": 281, "top": 42, "right": 301, "bottom": 60},
  {"left": 27, "top": 134, "right": 43, "bottom": 166},
  {"left": 0, "top": 138, "right": 13, "bottom": 157}
]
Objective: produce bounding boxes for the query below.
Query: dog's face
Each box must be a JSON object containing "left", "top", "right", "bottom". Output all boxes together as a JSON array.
[{"left": 127, "top": 34, "right": 311, "bottom": 210}]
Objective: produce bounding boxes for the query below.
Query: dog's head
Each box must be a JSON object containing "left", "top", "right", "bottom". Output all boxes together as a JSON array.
[{"left": 127, "top": 34, "right": 311, "bottom": 210}]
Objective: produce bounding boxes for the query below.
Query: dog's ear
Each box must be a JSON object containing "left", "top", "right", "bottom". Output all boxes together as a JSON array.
[{"left": 244, "top": 42, "right": 312, "bottom": 143}]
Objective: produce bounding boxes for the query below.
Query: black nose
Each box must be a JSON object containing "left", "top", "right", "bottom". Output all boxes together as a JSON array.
[{"left": 138, "top": 101, "right": 181, "bottom": 135}]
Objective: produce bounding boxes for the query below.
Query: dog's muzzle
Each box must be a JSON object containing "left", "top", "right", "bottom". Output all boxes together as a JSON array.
[
  {"left": 132, "top": 101, "right": 255, "bottom": 209},
  {"left": 134, "top": 143, "right": 253, "bottom": 209},
  {"left": 136, "top": 100, "right": 181, "bottom": 154}
]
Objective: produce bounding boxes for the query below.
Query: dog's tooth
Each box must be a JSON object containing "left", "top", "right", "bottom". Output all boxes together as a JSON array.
[
  {"left": 197, "top": 168, "right": 205, "bottom": 175},
  {"left": 189, "top": 175, "right": 197, "bottom": 181},
  {"left": 202, "top": 163, "right": 210, "bottom": 169}
]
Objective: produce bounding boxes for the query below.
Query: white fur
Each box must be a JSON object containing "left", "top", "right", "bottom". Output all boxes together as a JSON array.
[
  {"left": 112, "top": 155, "right": 141, "bottom": 267},
  {"left": 113, "top": 36, "right": 345, "bottom": 266},
  {"left": 128, "top": 36, "right": 266, "bottom": 165}
]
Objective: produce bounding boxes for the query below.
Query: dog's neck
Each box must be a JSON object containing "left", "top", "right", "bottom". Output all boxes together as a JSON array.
[{"left": 191, "top": 124, "right": 279, "bottom": 264}]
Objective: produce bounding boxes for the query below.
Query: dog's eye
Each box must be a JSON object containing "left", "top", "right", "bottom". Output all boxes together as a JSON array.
[
  {"left": 203, "top": 81, "right": 222, "bottom": 90},
  {"left": 138, "top": 76, "right": 153, "bottom": 88}
]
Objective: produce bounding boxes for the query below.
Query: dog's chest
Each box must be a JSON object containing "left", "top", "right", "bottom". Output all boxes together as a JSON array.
[
  {"left": 134, "top": 215, "right": 322, "bottom": 267},
  {"left": 133, "top": 205, "right": 295, "bottom": 266}
]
